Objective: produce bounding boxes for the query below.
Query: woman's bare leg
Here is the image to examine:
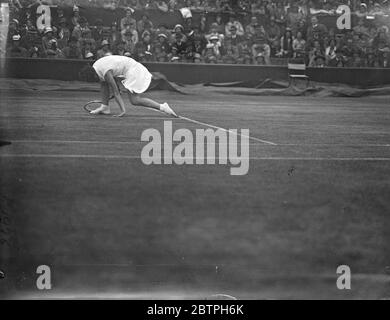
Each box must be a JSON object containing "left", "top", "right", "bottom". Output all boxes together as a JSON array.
[
  {"left": 101, "top": 81, "right": 110, "bottom": 105},
  {"left": 90, "top": 81, "right": 111, "bottom": 114},
  {"left": 128, "top": 92, "right": 161, "bottom": 110},
  {"left": 127, "top": 92, "right": 177, "bottom": 117}
]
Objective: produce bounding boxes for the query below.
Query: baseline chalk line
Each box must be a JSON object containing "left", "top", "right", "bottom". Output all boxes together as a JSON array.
[
  {"left": 2, "top": 154, "right": 390, "bottom": 161},
  {"left": 151, "top": 108, "right": 277, "bottom": 146}
]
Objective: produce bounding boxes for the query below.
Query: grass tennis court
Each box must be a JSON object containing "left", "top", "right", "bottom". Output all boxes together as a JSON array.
[{"left": 0, "top": 88, "right": 389, "bottom": 299}]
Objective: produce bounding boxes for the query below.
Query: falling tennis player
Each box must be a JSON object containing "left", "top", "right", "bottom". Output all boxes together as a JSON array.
[{"left": 90, "top": 55, "right": 177, "bottom": 117}]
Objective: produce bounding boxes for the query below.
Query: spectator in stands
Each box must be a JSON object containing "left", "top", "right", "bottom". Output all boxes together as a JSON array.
[
  {"left": 155, "top": 23, "right": 171, "bottom": 39},
  {"left": 57, "top": 18, "right": 71, "bottom": 49},
  {"left": 245, "top": 16, "right": 263, "bottom": 38},
  {"left": 167, "top": 0, "right": 178, "bottom": 12},
  {"left": 334, "top": 48, "right": 348, "bottom": 67},
  {"left": 28, "top": 46, "right": 42, "bottom": 58},
  {"left": 206, "top": 22, "right": 225, "bottom": 43},
  {"left": 81, "top": 39, "right": 96, "bottom": 59},
  {"left": 203, "top": 44, "right": 218, "bottom": 63},
  {"left": 251, "top": 0, "right": 265, "bottom": 15},
  {"left": 71, "top": 6, "right": 82, "bottom": 28},
  {"left": 184, "top": 26, "right": 197, "bottom": 61},
  {"left": 111, "top": 40, "right": 127, "bottom": 56},
  {"left": 128, "top": 0, "right": 143, "bottom": 10},
  {"left": 171, "top": 32, "right": 188, "bottom": 59},
  {"left": 157, "top": 33, "right": 171, "bottom": 54},
  {"left": 173, "top": 24, "right": 187, "bottom": 43},
  {"left": 188, "top": 0, "right": 203, "bottom": 11},
  {"left": 72, "top": 17, "right": 91, "bottom": 41},
  {"left": 225, "top": 14, "right": 244, "bottom": 36},
  {"left": 118, "top": 0, "right": 133, "bottom": 8},
  {"left": 351, "top": 51, "right": 365, "bottom": 67},
  {"left": 307, "top": 16, "right": 328, "bottom": 43},
  {"left": 104, "top": 0, "right": 119, "bottom": 10},
  {"left": 21, "top": 20, "right": 41, "bottom": 53},
  {"left": 312, "top": 54, "right": 325, "bottom": 67},
  {"left": 42, "top": 27, "right": 57, "bottom": 51},
  {"left": 120, "top": 7, "right": 136, "bottom": 30},
  {"left": 376, "top": 39, "right": 390, "bottom": 67},
  {"left": 140, "top": 31, "right": 154, "bottom": 60},
  {"left": 225, "top": 25, "right": 243, "bottom": 46},
  {"left": 45, "top": 39, "right": 65, "bottom": 59},
  {"left": 122, "top": 20, "right": 139, "bottom": 42},
  {"left": 365, "top": 50, "right": 379, "bottom": 67},
  {"left": 6, "top": 34, "right": 28, "bottom": 57},
  {"left": 237, "top": 0, "right": 251, "bottom": 12},
  {"left": 274, "top": 1, "right": 287, "bottom": 28},
  {"left": 296, "top": 18, "right": 307, "bottom": 39},
  {"left": 137, "top": 13, "right": 154, "bottom": 34},
  {"left": 187, "top": 28, "right": 207, "bottom": 58},
  {"left": 353, "top": 18, "right": 370, "bottom": 37},
  {"left": 372, "top": 27, "right": 389, "bottom": 48},
  {"left": 352, "top": 32, "right": 364, "bottom": 52},
  {"left": 9, "top": 0, "right": 22, "bottom": 13},
  {"left": 222, "top": 42, "right": 240, "bottom": 64},
  {"left": 214, "top": 14, "right": 225, "bottom": 34},
  {"left": 325, "top": 38, "right": 337, "bottom": 66},
  {"left": 78, "top": 27, "right": 96, "bottom": 51},
  {"left": 278, "top": 28, "right": 294, "bottom": 58},
  {"left": 266, "top": 16, "right": 281, "bottom": 45},
  {"left": 342, "top": 37, "right": 357, "bottom": 65},
  {"left": 109, "top": 22, "right": 122, "bottom": 45},
  {"left": 198, "top": 13, "right": 208, "bottom": 34},
  {"left": 193, "top": 52, "right": 203, "bottom": 63},
  {"left": 252, "top": 35, "right": 270, "bottom": 65},
  {"left": 292, "top": 31, "right": 306, "bottom": 58},
  {"left": 208, "top": 35, "right": 223, "bottom": 60},
  {"left": 132, "top": 41, "right": 145, "bottom": 61},
  {"left": 22, "top": 19, "right": 38, "bottom": 36},
  {"left": 92, "top": 19, "right": 105, "bottom": 43},
  {"left": 308, "top": 39, "right": 325, "bottom": 66},
  {"left": 335, "top": 32, "right": 345, "bottom": 50},
  {"left": 156, "top": 0, "right": 169, "bottom": 12},
  {"left": 155, "top": 45, "right": 169, "bottom": 62},
  {"left": 166, "top": 45, "right": 180, "bottom": 62},
  {"left": 63, "top": 37, "right": 83, "bottom": 59},
  {"left": 7, "top": 0, "right": 390, "bottom": 68},
  {"left": 237, "top": 35, "right": 253, "bottom": 63},
  {"left": 359, "top": 31, "right": 371, "bottom": 52},
  {"left": 355, "top": 3, "right": 368, "bottom": 18},
  {"left": 56, "top": 6, "right": 66, "bottom": 21},
  {"left": 218, "top": 0, "right": 233, "bottom": 12},
  {"left": 96, "top": 39, "right": 113, "bottom": 59},
  {"left": 370, "top": 2, "right": 386, "bottom": 16},
  {"left": 287, "top": 2, "right": 305, "bottom": 35}
]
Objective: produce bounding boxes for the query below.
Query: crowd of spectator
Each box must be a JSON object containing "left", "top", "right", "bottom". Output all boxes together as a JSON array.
[{"left": 6, "top": 0, "right": 390, "bottom": 67}]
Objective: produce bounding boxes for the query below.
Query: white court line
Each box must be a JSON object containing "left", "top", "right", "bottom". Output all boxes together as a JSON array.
[
  {"left": 6, "top": 140, "right": 390, "bottom": 147},
  {"left": 0, "top": 116, "right": 174, "bottom": 120},
  {"left": 144, "top": 107, "right": 278, "bottom": 145},
  {"left": 178, "top": 117, "right": 277, "bottom": 145},
  {"left": 2, "top": 96, "right": 376, "bottom": 106},
  {"left": 1, "top": 154, "right": 390, "bottom": 161}
]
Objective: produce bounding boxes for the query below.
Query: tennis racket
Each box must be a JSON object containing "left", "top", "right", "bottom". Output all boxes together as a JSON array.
[
  {"left": 83, "top": 95, "right": 115, "bottom": 114},
  {"left": 83, "top": 78, "right": 125, "bottom": 114}
]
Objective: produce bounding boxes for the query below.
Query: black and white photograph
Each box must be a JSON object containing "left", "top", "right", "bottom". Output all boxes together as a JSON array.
[{"left": 0, "top": 0, "right": 389, "bottom": 303}]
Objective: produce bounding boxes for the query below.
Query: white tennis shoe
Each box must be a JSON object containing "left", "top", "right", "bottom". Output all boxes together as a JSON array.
[
  {"left": 160, "top": 103, "right": 178, "bottom": 117},
  {"left": 90, "top": 104, "right": 111, "bottom": 115}
]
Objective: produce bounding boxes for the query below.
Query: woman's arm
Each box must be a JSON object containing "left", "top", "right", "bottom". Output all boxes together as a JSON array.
[{"left": 104, "top": 70, "right": 126, "bottom": 117}]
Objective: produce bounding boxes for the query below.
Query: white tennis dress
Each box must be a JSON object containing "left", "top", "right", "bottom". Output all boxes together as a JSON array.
[{"left": 92, "top": 55, "right": 152, "bottom": 94}]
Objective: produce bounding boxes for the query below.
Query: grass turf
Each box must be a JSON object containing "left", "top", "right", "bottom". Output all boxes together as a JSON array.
[{"left": 0, "top": 89, "right": 389, "bottom": 299}]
